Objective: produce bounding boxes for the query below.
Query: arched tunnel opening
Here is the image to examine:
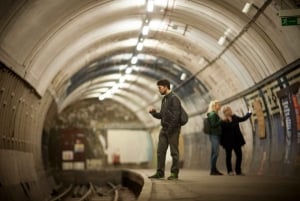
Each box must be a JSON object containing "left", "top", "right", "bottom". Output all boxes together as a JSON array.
[
  {"left": 0, "top": 0, "right": 300, "bottom": 200},
  {"left": 43, "top": 54, "right": 206, "bottom": 172},
  {"left": 42, "top": 59, "right": 300, "bottom": 174}
]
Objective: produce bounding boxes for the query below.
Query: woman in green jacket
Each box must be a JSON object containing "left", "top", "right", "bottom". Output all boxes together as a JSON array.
[{"left": 207, "top": 100, "right": 223, "bottom": 175}]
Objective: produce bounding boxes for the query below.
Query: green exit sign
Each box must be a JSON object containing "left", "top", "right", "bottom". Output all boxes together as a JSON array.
[{"left": 281, "top": 16, "right": 300, "bottom": 26}]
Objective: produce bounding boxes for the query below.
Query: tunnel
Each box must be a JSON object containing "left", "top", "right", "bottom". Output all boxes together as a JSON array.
[{"left": 0, "top": 0, "right": 300, "bottom": 200}]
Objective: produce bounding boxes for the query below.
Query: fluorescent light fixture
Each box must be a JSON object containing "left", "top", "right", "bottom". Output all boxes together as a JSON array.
[
  {"left": 110, "top": 86, "right": 120, "bottom": 94},
  {"left": 131, "top": 56, "right": 138, "bottom": 64},
  {"left": 125, "top": 67, "right": 133, "bottom": 74},
  {"left": 224, "top": 28, "right": 231, "bottom": 36},
  {"left": 180, "top": 73, "right": 187, "bottom": 80},
  {"left": 119, "top": 76, "right": 126, "bottom": 83},
  {"left": 147, "top": 0, "right": 154, "bottom": 12},
  {"left": 242, "top": 3, "right": 252, "bottom": 14},
  {"left": 105, "top": 90, "right": 112, "bottom": 95},
  {"left": 119, "top": 64, "right": 127, "bottom": 70},
  {"left": 142, "top": 25, "right": 149, "bottom": 35},
  {"left": 99, "top": 93, "right": 111, "bottom": 101},
  {"left": 137, "top": 42, "right": 144, "bottom": 51},
  {"left": 104, "top": 94, "right": 112, "bottom": 99},
  {"left": 218, "top": 36, "right": 226, "bottom": 46}
]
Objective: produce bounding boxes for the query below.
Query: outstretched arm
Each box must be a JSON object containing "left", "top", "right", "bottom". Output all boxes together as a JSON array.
[{"left": 235, "top": 112, "right": 252, "bottom": 122}]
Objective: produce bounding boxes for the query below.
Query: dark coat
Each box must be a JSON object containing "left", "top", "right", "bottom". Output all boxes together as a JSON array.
[
  {"left": 221, "top": 113, "right": 251, "bottom": 148},
  {"left": 150, "top": 92, "right": 181, "bottom": 133}
]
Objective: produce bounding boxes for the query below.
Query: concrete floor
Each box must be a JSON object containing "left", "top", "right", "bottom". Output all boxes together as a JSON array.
[{"left": 136, "top": 169, "right": 300, "bottom": 201}]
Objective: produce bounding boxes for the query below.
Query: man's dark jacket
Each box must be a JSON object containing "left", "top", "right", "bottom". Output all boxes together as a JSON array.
[{"left": 150, "top": 92, "right": 181, "bottom": 134}]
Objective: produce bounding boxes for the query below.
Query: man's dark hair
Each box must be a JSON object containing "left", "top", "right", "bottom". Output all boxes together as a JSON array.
[{"left": 157, "top": 79, "right": 170, "bottom": 89}]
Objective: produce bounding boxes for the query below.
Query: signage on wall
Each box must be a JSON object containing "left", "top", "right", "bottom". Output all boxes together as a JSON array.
[
  {"left": 281, "top": 16, "right": 300, "bottom": 26},
  {"left": 61, "top": 128, "right": 86, "bottom": 170},
  {"left": 281, "top": 97, "right": 293, "bottom": 163},
  {"left": 279, "top": 9, "right": 300, "bottom": 26},
  {"left": 277, "top": 82, "right": 300, "bottom": 164},
  {"left": 252, "top": 99, "right": 266, "bottom": 139}
]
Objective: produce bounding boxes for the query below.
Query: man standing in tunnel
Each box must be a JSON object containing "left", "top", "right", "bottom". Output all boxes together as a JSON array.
[{"left": 148, "top": 79, "right": 181, "bottom": 180}]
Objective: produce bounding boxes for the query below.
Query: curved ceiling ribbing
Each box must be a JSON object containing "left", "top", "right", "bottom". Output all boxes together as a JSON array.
[
  {"left": 60, "top": 74, "right": 158, "bottom": 112},
  {"left": 1, "top": 0, "right": 298, "bottom": 124},
  {"left": 58, "top": 63, "right": 204, "bottom": 127},
  {"left": 21, "top": 0, "right": 253, "bottom": 95},
  {"left": 67, "top": 56, "right": 186, "bottom": 92}
]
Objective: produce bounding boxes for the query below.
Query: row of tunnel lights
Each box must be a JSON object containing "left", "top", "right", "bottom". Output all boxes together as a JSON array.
[
  {"left": 218, "top": 2, "right": 253, "bottom": 46},
  {"left": 98, "top": 1, "right": 253, "bottom": 100},
  {"left": 98, "top": 0, "right": 154, "bottom": 101}
]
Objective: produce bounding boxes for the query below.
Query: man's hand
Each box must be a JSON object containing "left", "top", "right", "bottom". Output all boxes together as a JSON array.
[{"left": 149, "top": 108, "right": 156, "bottom": 113}]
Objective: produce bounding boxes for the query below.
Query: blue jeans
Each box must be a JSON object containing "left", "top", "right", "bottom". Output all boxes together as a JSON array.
[{"left": 209, "top": 135, "right": 220, "bottom": 172}]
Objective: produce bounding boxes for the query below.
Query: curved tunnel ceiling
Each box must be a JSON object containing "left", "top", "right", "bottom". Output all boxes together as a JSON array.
[
  {"left": 1, "top": 0, "right": 299, "bottom": 127},
  {"left": 63, "top": 54, "right": 203, "bottom": 106}
]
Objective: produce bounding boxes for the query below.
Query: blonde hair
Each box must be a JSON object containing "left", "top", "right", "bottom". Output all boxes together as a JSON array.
[
  {"left": 207, "top": 100, "right": 220, "bottom": 113},
  {"left": 222, "top": 106, "right": 231, "bottom": 114}
]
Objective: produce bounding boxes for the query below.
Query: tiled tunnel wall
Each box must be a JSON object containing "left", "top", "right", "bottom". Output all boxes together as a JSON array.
[{"left": 182, "top": 60, "right": 300, "bottom": 176}]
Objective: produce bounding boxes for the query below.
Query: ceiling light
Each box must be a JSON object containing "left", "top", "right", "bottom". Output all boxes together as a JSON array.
[
  {"left": 119, "top": 64, "right": 127, "bottom": 70},
  {"left": 110, "top": 85, "right": 120, "bottom": 94},
  {"left": 137, "top": 42, "right": 144, "bottom": 51},
  {"left": 119, "top": 76, "right": 126, "bottom": 83},
  {"left": 147, "top": 0, "right": 154, "bottom": 12},
  {"left": 104, "top": 94, "right": 112, "bottom": 99},
  {"left": 180, "top": 73, "right": 187, "bottom": 80},
  {"left": 218, "top": 36, "right": 226, "bottom": 46},
  {"left": 242, "top": 3, "right": 252, "bottom": 14},
  {"left": 131, "top": 56, "right": 138, "bottom": 64},
  {"left": 224, "top": 28, "right": 232, "bottom": 36},
  {"left": 125, "top": 67, "right": 133, "bottom": 74},
  {"left": 142, "top": 25, "right": 149, "bottom": 35}
]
